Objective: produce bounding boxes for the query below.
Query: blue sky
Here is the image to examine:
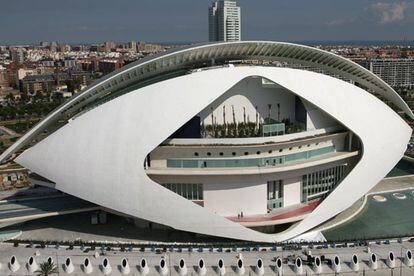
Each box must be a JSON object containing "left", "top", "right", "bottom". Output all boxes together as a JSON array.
[{"left": 1, "top": 0, "right": 413, "bottom": 44}]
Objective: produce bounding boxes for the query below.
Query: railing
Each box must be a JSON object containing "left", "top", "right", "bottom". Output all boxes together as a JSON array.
[{"left": 167, "top": 146, "right": 335, "bottom": 169}]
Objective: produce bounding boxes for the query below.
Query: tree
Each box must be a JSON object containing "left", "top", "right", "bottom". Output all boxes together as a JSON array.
[
  {"left": 35, "top": 261, "right": 58, "bottom": 276},
  {"left": 6, "top": 93, "right": 16, "bottom": 105}
]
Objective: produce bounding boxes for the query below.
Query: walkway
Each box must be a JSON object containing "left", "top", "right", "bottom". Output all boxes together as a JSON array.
[
  {"left": 0, "top": 194, "right": 99, "bottom": 225},
  {"left": 0, "top": 126, "right": 19, "bottom": 137},
  {"left": 228, "top": 200, "right": 320, "bottom": 226}
]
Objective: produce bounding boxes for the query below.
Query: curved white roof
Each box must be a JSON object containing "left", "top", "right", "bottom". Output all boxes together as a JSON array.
[
  {"left": 15, "top": 66, "right": 411, "bottom": 242},
  {"left": 1, "top": 41, "right": 412, "bottom": 164}
]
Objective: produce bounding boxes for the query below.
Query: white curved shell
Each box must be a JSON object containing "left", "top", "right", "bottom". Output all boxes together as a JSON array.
[{"left": 15, "top": 66, "right": 411, "bottom": 242}]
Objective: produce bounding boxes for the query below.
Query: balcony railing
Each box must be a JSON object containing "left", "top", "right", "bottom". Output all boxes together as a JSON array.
[{"left": 166, "top": 145, "right": 335, "bottom": 169}]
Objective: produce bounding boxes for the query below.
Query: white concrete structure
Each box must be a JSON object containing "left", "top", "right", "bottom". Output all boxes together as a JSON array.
[
  {"left": 404, "top": 250, "right": 413, "bottom": 267},
  {"left": 332, "top": 255, "right": 341, "bottom": 273},
  {"left": 82, "top": 257, "right": 93, "bottom": 274},
  {"left": 313, "top": 256, "right": 322, "bottom": 274},
  {"left": 64, "top": 257, "right": 74, "bottom": 274},
  {"left": 350, "top": 254, "right": 359, "bottom": 272},
  {"left": 209, "top": 0, "right": 241, "bottom": 42},
  {"left": 26, "top": 256, "right": 38, "bottom": 274},
  {"left": 3, "top": 41, "right": 412, "bottom": 243},
  {"left": 8, "top": 255, "right": 19, "bottom": 273},
  {"left": 140, "top": 258, "right": 149, "bottom": 275},
  {"left": 159, "top": 257, "right": 168, "bottom": 276},
  {"left": 217, "top": 259, "right": 226, "bottom": 275},
  {"left": 178, "top": 259, "right": 187, "bottom": 276},
  {"left": 294, "top": 257, "right": 303, "bottom": 275},
  {"left": 369, "top": 253, "right": 378, "bottom": 270},
  {"left": 386, "top": 251, "right": 396, "bottom": 269},
  {"left": 120, "top": 258, "right": 130, "bottom": 275}
]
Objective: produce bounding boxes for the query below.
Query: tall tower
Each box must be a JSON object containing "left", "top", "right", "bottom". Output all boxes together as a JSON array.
[{"left": 208, "top": 0, "right": 241, "bottom": 42}]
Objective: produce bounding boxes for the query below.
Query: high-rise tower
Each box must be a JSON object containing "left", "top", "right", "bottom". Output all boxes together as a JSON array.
[{"left": 209, "top": 0, "right": 241, "bottom": 42}]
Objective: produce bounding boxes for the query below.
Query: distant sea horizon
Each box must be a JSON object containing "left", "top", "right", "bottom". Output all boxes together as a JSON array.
[
  {"left": 2, "top": 40, "right": 414, "bottom": 47},
  {"left": 157, "top": 40, "right": 414, "bottom": 47}
]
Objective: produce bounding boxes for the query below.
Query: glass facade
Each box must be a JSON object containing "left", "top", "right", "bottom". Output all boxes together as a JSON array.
[
  {"left": 167, "top": 146, "right": 335, "bottom": 169},
  {"left": 161, "top": 183, "right": 203, "bottom": 200},
  {"left": 262, "top": 123, "right": 285, "bottom": 136},
  {"left": 267, "top": 180, "right": 284, "bottom": 209},
  {"left": 302, "top": 164, "right": 347, "bottom": 202}
]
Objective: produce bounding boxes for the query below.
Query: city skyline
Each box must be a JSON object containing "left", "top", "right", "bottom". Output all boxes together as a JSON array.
[{"left": 1, "top": 0, "right": 414, "bottom": 44}]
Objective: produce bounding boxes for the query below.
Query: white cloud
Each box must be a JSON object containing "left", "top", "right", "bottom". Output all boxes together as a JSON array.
[
  {"left": 325, "top": 18, "right": 354, "bottom": 26},
  {"left": 370, "top": 1, "right": 414, "bottom": 24}
]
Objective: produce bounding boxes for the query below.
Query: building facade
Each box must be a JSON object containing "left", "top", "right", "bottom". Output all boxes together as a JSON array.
[
  {"left": 10, "top": 48, "right": 25, "bottom": 64},
  {"left": 98, "top": 59, "right": 123, "bottom": 75},
  {"left": 20, "top": 74, "right": 54, "bottom": 95},
  {"left": 209, "top": 0, "right": 241, "bottom": 42},
  {"left": 359, "top": 58, "right": 414, "bottom": 88}
]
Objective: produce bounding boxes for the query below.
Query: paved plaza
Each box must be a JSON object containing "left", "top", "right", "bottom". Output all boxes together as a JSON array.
[{"left": 1, "top": 240, "right": 414, "bottom": 275}]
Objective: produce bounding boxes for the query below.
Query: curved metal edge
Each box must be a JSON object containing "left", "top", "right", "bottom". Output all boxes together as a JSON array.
[{"left": 1, "top": 41, "right": 412, "bottom": 164}]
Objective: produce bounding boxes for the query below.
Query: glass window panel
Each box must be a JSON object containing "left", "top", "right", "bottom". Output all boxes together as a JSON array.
[
  {"left": 190, "top": 184, "right": 194, "bottom": 199},
  {"left": 198, "top": 184, "right": 203, "bottom": 200},
  {"left": 181, "top": 184, "right": 186, "bottom": 198}
]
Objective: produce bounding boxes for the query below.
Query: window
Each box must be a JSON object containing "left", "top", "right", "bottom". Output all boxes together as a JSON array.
[
  {"left": 207, "top": 152, "right": 211, "bottom": 156},
  {"left": 194, "top": 152, "right": 199, "bottom": 156},
  {"left": 256, "top": 151, "right": 261, "bottom": 155},
  {"left": 267, "top": 180, "right": 283, "bottom": 200},
  {"left": 232, "top": 152, "right": 236, "bottom": 156},
  {"left": 244, "top": 152, "right": 249, "bottom": 155},
  {"left": 302, "top": 164, "right": 347, "bottom": 202},
  {"left": 219, "top": 152, "right": 224, "bottom": 156},
  {"left": 267, "top": 180, "right": 283, "bottom": 209}
]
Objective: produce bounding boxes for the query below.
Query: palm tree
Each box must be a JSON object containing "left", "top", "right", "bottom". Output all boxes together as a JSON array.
[{"left": 35, "top": 261, "right": 58, "bottom": 276}]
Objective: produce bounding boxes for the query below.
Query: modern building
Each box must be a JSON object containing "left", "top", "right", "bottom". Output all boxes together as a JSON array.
[
  {"left": 0, "top": 67, "right": 8, "bottom": 88},
  {"left": 19, "top": 74, "right": 54, "bottom": 95},
  {"left": 64, "top": 58, "right": 77, "bottom": 69},
  {"left": 104, "top": 41, "right": 116, "bottom": 52},
  {"left": 1, "top": 41, "right": 411, "bottom": 243},
  {"left": 128, "top": 41, "right": 137, "bottom": 51},
  {"left": 10, "top": 48, "right": 25, "bottom": 64},
  {"left": 209, "top": 0, "right": 241, "bottom": 42},
  {"left": 98, "top": 59, "right": 123, "bottom": 75},
  {"left": 359, "top": 58, "right": 414, "bottom": 88}
]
